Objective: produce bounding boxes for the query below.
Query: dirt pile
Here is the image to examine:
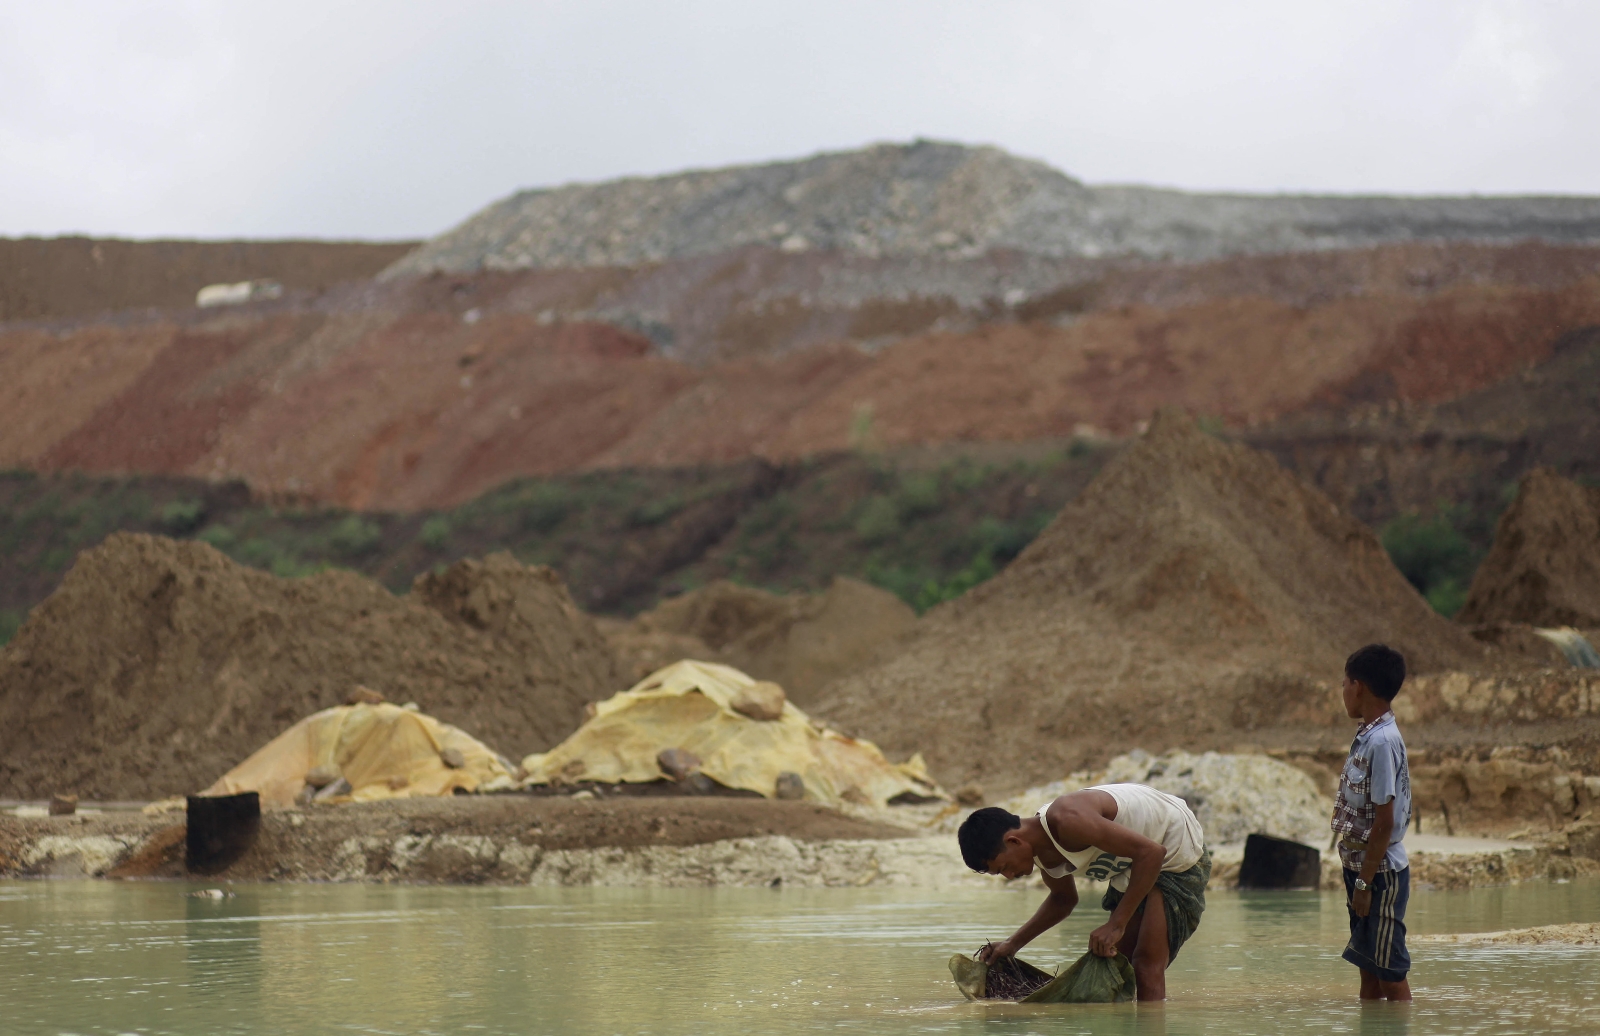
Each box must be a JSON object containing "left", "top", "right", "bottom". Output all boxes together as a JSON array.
[
  {"left": 1458, "top": 468, "right": 1600, "bottom": 628},
  {"left": 605, "top": 577, "right": 916, "bottom": 704},
  {"left": 0, "top": 535, "right": 622, "bottom": 800},
  {"left": 813, "top": 411, "right": 1484, "bottom": 792},
  {"left": 386, "top": 140, "right": 1600, "bottom": 276},
  {"left": 0, "top": 237, "right": 416, "bottom": 323}
]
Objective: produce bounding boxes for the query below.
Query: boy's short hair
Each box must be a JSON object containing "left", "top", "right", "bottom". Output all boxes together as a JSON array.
[
  {"left": 1346, "top": 643, "right": 1406, "bottom": 701},
  {"left": 958, "top": 806, "right": 1021, "bottom": 871}
]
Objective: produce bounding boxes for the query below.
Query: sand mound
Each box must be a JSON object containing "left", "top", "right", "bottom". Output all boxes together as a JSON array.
[
  {"left": 1458, "top": 468, "right": 1600, "bottom": 629},
  {"left": 1422, "top": 922, "right": 1600, "bottom": 947},
  {"left": 0, "top": 535, "right": 621, "bottom": 800},
  {"left": 606, "top": 577, "right": 916, "bottom": 704},
  {"left": 814, "top": 411, "right": 1483, "bottom": 791}
]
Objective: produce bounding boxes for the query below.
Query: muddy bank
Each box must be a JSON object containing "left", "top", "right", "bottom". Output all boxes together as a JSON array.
[
  {"left": 0, "top": 796, "right": 914, "bottom": 883},
  {"left": 5, "top": 796, "right": 1595, "bottom": 892},
  {"left": 1422, "top": 922, "right": 1600, "bottom": 947}
]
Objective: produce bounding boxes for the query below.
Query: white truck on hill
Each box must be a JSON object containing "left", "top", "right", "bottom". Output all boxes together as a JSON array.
[{"left": 195, "top": 279, "right": 284, "bottom": 308}]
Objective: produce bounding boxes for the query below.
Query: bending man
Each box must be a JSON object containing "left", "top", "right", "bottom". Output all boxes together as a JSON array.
[{"left": 958, "top": 784, "right": 1210, "bottom": 1000}]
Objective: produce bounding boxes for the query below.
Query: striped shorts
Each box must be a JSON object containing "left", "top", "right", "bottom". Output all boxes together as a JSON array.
[{"left": 1342, "top": 867, "right": 1410, "bottom": 982}]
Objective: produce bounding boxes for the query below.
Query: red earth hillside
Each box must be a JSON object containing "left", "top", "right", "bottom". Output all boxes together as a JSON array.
[{"left": 0, "top": 243, "right": 1597, "bottom": 510}]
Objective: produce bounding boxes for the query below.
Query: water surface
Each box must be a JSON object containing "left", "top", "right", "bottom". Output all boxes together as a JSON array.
[{"left": 3, "top": 877, "right": 1598, "bottom": 1035}]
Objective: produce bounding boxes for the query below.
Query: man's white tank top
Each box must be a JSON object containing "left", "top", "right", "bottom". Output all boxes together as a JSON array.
[{"left": 1034, "top": 783, "right": 1205, "bottom": 891}]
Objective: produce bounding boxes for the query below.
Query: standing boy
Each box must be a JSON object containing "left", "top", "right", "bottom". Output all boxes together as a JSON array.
[{"left": 1333, "top": 643, "right": 1412, "bottom": 1001}]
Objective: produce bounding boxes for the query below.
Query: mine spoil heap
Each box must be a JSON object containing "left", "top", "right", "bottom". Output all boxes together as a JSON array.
[
  {"left": 1458, "top": 468, "right": 1600, "bottom": 629},
  {"left": 605, "top": 576, "right": 916, "bottom": 705},
  {"left": 813, "top": 411, "right": 1484, "bottom": 792},
  {"left": 0, "top": 534, "right": 620, "bottom": 800},
  {"left": 384, "top": 139, "right": 1600, "bottom": 277}
]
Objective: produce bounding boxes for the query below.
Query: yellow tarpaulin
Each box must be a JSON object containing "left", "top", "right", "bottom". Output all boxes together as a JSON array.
[
  {"left": 204, "top": 701, "right": 514, "bottom": 807},
  {"left": 519, "top": 660, "right": 944, "bottom": 809}
]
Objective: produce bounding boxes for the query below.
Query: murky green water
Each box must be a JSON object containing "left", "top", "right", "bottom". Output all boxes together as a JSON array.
[{"left": 3, "top": 877, "right": 1599, "bottom": 1035}]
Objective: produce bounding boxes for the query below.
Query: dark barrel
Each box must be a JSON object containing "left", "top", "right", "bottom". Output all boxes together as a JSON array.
[
  {"left": 1238, "top": 832, "right": 1321, "bottom": 889},
  {"left": 185, "top": 792, "right": 261, "bottom": 875}
]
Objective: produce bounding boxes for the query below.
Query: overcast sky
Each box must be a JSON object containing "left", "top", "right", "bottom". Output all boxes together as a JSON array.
[{"left": 3, "top": 1, "right": 1595, "bottom": 241}]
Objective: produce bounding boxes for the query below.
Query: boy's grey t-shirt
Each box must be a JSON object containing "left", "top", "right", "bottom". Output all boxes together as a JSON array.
[{"left": 1333, "top": 712, "right": 1411, "bottom": 872}]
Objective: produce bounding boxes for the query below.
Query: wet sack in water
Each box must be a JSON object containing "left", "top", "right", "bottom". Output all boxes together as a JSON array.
[{"left": 949, "top": 951, "right": 1137, "bottom": 1003}]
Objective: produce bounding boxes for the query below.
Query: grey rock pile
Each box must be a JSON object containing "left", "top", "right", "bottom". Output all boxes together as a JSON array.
[
  {"left": 969, "top": 749, "right": 1333, "bottom": 849},
  {"left": 386, "top": 140, "right": 1600, "bottom": 277}
]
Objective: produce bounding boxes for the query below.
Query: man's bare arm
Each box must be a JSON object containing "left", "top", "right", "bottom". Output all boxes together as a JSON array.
[
  {"left": 978, "top": 868, "right": 1079, "bottom": 961},
  {"left": 1048, "top": 800, "right": 1166, "bottom": 957}
]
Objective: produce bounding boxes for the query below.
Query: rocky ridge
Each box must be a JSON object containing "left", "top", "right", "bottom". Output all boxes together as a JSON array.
[{"left": 385, "top": 140, "right": 1600, "bottom": 277}]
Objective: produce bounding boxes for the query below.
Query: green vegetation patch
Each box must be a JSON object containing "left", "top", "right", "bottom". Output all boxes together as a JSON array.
[
  {"left": 1380, "top": 502, "right": 1501, "bottom": 618},
  {"left": 0, "top": 448, "right": 1116, "bottom": 627}
]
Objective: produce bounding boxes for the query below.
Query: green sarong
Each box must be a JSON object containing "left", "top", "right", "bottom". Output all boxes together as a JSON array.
[{"left": 1100, "top": 848, "right": 1211, "bottom": 963}]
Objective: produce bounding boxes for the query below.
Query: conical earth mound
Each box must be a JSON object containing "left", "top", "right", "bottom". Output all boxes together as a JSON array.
[
  {"left": 607, "top": 576, "right": 916, "bottom": 703},
  {"left": 814, "top": 411, "right": 1482, "bottom": 791},
  {"left": 0, "top": 534, "right": 621, "bottom": 800},
  {"left": 1458, "top": 468, "right": 1600, "bottom": 629}
]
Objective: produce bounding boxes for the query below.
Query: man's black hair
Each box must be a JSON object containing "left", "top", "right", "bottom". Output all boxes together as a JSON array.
[
  {"left": 1346, "top": 643, "right": 1406, "bottom": 701},
  {"left": 958, "top": 806, "right": 1021, "bottom": 871}
]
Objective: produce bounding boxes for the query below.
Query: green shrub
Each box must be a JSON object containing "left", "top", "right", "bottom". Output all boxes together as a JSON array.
[
  {"left": 895, "top": 472, "right": 943, "bottom": 519},
  {"left": 1425, "top": 580, "right": 1469, "bottom": 619},
  {"left": 946, "top": 459, "right": 991, "bottom": 494},
  {"left": 0, "top": 608, "right": 24, "bottom": 646},
  {"left": 270, "top": 556, "right": 321, "bottom": 579},
  {"left": 849, "top": 403, "right": 878, "bottom": 453},
  {"left": 160, "top": 498, "right": 205, "bottom": 533},
  {"left": 739, "top": 495, "right": 794, "bottom": 538},
  {"left": 329, "top": 515, "right": 383, "bottom": 557},
  {"left": 516, "top": 484, "right": 572, "bottom": 533},
  {"left": 745, "top": 526, "right": 797, "bottom": 576},
  {"left": 861, "top": 561, "right": 930, "bottom": 607},
  {"left": 236, "top": 538, "right": 281, "bottom": 569},
  {"left": 629, "top": 494, "right": 685, "bottom": 528},
  {"left": 967, "top": 516, "right": 1040, "bottom": 564},
  {"left": 853, "top": 495, "right": 901, "bottom": 543},
  {"left": 1381, "top": 511, "right": 1478, "bottom": 618},
  {"left": 197, "top": 524, "right": 237, "bottom": 550},
  {"left": 419, "top": 516, "right": 452, "bottom": 550},
  {"left": 915, "top": 553, "right": 998, "bottom": 612}
]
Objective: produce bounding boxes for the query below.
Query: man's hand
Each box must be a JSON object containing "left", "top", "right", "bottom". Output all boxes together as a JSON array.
[
  {"left": 1351, "top": 887, "right": 1372, "bottom": 918},
  {"left": 977, "top": 939, "right": 1019, "bottom": 963},
  {"left": 1089, "top": 921, "right": 1124, "bottom": 957}
]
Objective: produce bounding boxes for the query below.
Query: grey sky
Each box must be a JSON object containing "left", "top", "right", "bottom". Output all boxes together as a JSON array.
[{"left": 2, "top": 0, "right": 1595, "bottom": 240}]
